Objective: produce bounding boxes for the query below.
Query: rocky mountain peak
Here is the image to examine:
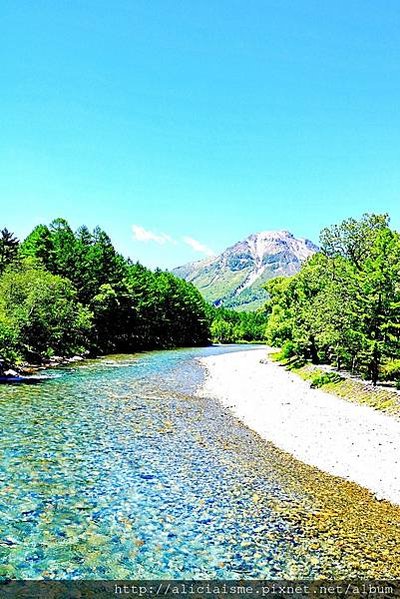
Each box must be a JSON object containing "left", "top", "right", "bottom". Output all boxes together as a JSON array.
[{"left": 173, "top": 230, "right": 318, "bottom": 310}]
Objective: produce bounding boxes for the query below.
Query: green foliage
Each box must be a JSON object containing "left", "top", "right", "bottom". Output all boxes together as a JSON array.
[
  {"left": 320, "top": 213, "right": 390, "bottom": 270},
  {"left": 0, "top": 316, "right": 21, "bottom": 366},
  {"left": 280, "top": 340, "right": 296, "bottom": 359},
  {"left": 0, "top": 260, "right": 92, "bottom": 362},
  {"left": 20, "top": 219, "right": 128, "bottom": 304},
  {"left": 210, "top": 318, "right": 235, "bottom": 344},
  {"left": 19, "top": 224, "right": 55, "bottom": 270},
  {"left": 0, "top": 228, "right": 19, "bottom": 274},
  {"left": 124, "top": 267, "right": 210, "bottom": 351},
  {"left": 265, "top": 213, "right": 400, "bottom": 385},
  {"left": 207, "top": 305, "right": 268, "bottom": 343},
  {"left": 309, "top": 371, "right": 343, "bottom": 388},
  {"left": 219, "top": 286, "right": 269, "bottom": 311},
  {"left": 380, "top": 360, "right": 400, "bottom": 382},
  {"left": 1, "top": 219, "right": 212, "bottom": 366}
]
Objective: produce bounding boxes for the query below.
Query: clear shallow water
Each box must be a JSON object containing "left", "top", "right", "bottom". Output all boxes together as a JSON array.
[{"left": 1, "top": 345, "right": 391, "bottom": 579}]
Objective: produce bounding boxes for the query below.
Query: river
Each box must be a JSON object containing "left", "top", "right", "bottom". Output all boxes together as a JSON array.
[{"left": 0, "top": 345, "right": 399, "bottom": 579}]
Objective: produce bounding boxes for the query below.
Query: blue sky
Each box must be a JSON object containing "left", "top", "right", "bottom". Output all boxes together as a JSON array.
[{"left": 1, "top": 1, "right": 399, "bottom": 268}]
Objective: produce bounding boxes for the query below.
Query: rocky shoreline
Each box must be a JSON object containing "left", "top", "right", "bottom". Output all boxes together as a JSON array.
[
  {"left": 0, "top": 354, "right": 85, "bottom": 382},
  {"left": 197, "top": 348, "right": 400, "bottom": 505}
]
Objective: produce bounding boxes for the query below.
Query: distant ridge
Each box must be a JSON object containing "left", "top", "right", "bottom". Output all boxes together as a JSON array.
[{"left": 172, "top": 230, "right": 318, "bottom": 310}]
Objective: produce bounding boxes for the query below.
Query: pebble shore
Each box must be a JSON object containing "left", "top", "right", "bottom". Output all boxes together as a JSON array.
[{"left": 198, "top": 348, "right": 400, "bottom": 505}]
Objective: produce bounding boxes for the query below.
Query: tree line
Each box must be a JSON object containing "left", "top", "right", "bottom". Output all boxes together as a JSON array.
[
  {"left": 0, "top": 219, "right": 266, "bottom": 370},
  {"left": 8, "top": 212, "right": 395, "bottom": 382},
  {"left": 265, "top": 213, "right": 400, "bottom": 385},
  {"left": 0, "top": 219, "right": 211, "bottom": 367},
  {"left": 207, "top": 305, "right": 268, "bottom": 343}
]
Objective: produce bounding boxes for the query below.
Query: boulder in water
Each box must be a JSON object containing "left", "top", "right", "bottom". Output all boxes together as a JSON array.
[{"left": 4, "top": 369, "right": 18, "bottom": 377}]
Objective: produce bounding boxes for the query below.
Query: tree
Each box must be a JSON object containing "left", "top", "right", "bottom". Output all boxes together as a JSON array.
[
  {"left": 357, "top": 227, "right": 400, "bottom": 383},
  {"left": 19, "top": 224, "right": 54, "bottom": 267},
  {"left": 320, "top": 213, "right": 389, "bottom": 270},
  {"left": 265, "top": 213, "right": 400, "bottom": 384},
  {"left": 207, "top": 304, "right": 268, "bottom": 344},
  {"left": 0, "top": 228, "right": 19, "bottom": 274},
  {"left": 4, "top": 217, "right": 246, "bottom": 365},
  {"left": 0, "top": 259, "right": 93, "bottom": 361}
]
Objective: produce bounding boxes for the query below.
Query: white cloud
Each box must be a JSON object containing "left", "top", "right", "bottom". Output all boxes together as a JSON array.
[
  {"left": 132, "top": 225, "right": 214, "bottom": 258},
  {"left": 182, "top": 236, "right": 215, "bottom": 257},
  {"left": 132, "top": 224, "right": 175, "bottom": 245}
]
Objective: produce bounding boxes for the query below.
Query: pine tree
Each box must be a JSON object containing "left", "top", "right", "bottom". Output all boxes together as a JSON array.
[{"left": 0, "top": 228, "right": 19, "bottom": 274}]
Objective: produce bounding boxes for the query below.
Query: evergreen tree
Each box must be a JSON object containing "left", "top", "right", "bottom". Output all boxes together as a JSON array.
[{"left": 0, "top": 228, "right": 19, "bottom": 274}]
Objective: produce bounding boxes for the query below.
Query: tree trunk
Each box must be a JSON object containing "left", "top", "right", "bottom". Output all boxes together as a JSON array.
[
  {"left": 309, "top": 335, "right": 319, "bottom": 364},
  {"left": 370, "top": 343, "right": 379, "bottom": 386}
]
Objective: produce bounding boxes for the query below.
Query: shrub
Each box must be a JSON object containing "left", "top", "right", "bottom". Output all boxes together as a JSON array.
[
  {"left": 280, "top": 340, "right": 296, "bottom": 359},
  {"left": 380, "top": 360, "right": 400, "bottom": 381},
  {"left": 0, "top": 318, "right": 22, "bottom": 367},
  {"left": 310, "top": 371, "right": 343, "bottom": 388}
]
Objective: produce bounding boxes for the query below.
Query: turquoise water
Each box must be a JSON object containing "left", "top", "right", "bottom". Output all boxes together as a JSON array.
[{"left": 0, "top": 345, "right": 315, "bottom": 579}]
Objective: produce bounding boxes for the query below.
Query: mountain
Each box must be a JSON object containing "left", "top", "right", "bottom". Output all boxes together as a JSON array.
[{"left": 172, "top": 230, "right": 318, "bottom": 311}]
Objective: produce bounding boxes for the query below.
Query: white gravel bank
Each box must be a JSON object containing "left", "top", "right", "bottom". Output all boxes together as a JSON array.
[{"left": 197, "top": 348, "right": 400, "bottom": 505}]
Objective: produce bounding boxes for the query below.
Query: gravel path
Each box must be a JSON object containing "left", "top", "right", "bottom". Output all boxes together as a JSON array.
[{"left": 198, "top": 348, "right": 400, "bottom": 505}]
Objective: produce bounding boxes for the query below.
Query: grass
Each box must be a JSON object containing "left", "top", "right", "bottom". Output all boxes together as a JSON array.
[{"left": 270, "top": 351, "right": 400, "bottom": 417}]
